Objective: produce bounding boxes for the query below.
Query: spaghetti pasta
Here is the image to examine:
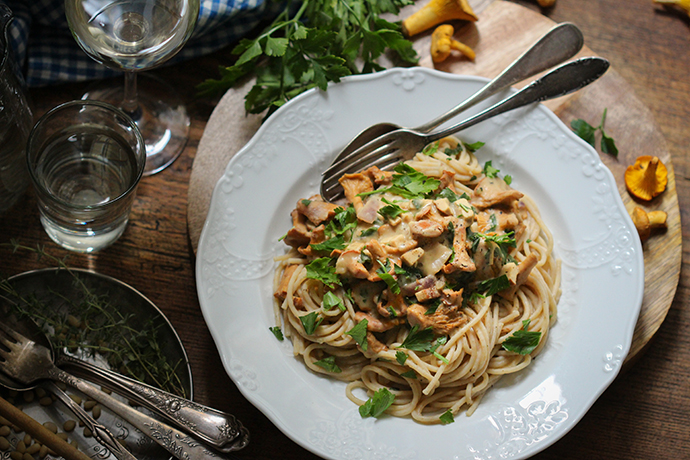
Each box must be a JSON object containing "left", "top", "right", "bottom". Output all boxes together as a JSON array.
[{"left": 273, "top": 136, "right": 561, "bottom": 424}]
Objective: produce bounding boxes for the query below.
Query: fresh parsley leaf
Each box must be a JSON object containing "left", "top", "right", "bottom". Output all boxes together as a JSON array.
[
  {"left": 346, "top": 320, "right": 368, "bottom": 351},
  {"left": 314, "top": 355, "right": 342, "bottom": 373},
  {"left": 378, "top": 198, "right": 405, "bottom": 220},
  {"left": 310, "top": 235, "right": 347, "bottom": 254},
  {"left": 502, "top": 319, "right": 541, "bottom": 355},
  {"left": 476, "top": 274, "right": 511, "bottom": 296},
  {"left": 301, "top": 199, "right": 312, "bottom": 206},
  {"left": 198, "top": 0, "right": 418, "bottom": 118},
  {"left": 322, "top": 291, "right": 345, "bottom": 312},
  {"left": 395, "top": 350, "right": 408, "bottom": 365},
  {"left": 305, "top": 257, "right": 341, "bottom": 288},
  {"left": 483, "top": 160, "right": 500, "bottom": 178},
  {"left": 570, "top": 118, "right": 596, "bottom": 146},
  {"left": 439, "top": 409, "right": 455, "bottom": 424},
  {"left": 399, "top": 326, "right": 436, "bottom": 352},
  {"left": 359, "top": 388, "right": 395, "bottom": 418},
  {"left": 362, "top": 164, "right": 441, "bottom": 199},
  {"left": 435, "top": 187, "right": 459, "bottom": 202},
  {"left": 463, "top": 141, "right": 485, "bottom": 153},
  {"left": 326, "top": 205, "right": 358, "bottom": 238},
  {"left": 400, "top": 370, "right": 417, "bottom": 378},
  {"left": 422, "top": 142, "right": 440, "bottom": 156},
  {"left": 376, "top": 259, "right": 401, "bottom": 294},
  {"left": 504, "top": 175, "right": 512, "bottom": 185},
  {"left": 424, "top": 299, "right": 441, "bottom": 316},
  {"left": 571, "top": 109, "right": 618, "bottom": 157},
  {"left": 300, "top": 312, "right": 323, "bottom": 335},
  {"left": 359, "top": 226, "right": 378, "bottom": 237},
  {"left": 269, "top": 326, "right": 284, "bottom": 341}
]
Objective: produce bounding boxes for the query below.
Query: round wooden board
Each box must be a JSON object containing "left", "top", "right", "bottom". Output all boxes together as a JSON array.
[{"left": 187, "top": 0, "right": 681, "bottom": 364}]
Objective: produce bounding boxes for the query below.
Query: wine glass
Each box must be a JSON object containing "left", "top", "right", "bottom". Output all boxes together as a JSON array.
[{"left": 65, "top": 0, "right": 200, "bottom": 175}]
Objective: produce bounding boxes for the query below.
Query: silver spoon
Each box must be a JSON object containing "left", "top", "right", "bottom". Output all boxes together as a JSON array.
[
  {"left": 330, "top": 22, "right": 584, "bottom": 165},
  {"left": 0, "top": 318, "right": 241, "bottom": 460}
]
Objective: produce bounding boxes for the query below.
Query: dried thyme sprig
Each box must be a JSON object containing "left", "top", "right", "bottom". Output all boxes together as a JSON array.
[{"left": 0, "top": 241, "right": 187, "bottom": 397}]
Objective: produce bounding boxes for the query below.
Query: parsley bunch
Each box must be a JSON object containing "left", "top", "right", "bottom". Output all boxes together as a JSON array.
[{"left": 198, "top": 0, "right": 418, "bottom": 118}]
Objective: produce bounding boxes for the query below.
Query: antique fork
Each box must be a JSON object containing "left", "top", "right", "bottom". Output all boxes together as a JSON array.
[
  {"left": 320, "top": 57, "right": 609, "bottom": 202},
  {"left": 0, "top": 321, "right": 242, "bottom": 460}
]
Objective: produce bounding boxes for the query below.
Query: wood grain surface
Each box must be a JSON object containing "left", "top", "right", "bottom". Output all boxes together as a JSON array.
[
  {"left": 187, "top": 0, "right": 681, "bottom": 365},
  {"left": 0, "top": 0, "right": 689, "bottom": 459}
]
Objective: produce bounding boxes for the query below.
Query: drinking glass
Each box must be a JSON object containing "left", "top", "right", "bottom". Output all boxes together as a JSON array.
[
  {"left": 26, "top": 100, "right": 146, "bottom": 253},
  {"left": 65, "top": 0, "right": 200, "bottom": 175}
]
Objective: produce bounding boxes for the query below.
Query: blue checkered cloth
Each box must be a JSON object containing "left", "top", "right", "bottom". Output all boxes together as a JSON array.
[{"left": 1, "top": 0, "right": 280, "bottom": 87}]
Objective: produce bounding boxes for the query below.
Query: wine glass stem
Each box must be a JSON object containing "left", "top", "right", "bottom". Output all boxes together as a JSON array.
[{"left": 122, "top": 71, "right": 140, "bottom": 117}]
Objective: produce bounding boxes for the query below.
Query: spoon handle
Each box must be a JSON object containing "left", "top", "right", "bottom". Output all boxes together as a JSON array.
[
  {"left": 58, "top": 354, "right": 247, "bottom": 451},
  {"left": 46, "top": 366, "right": 240, "bottom": 460},
  {"left": 41, "top": 381, "right": 137, "bottom": 460},
  {"left": 413, "top": 22, "right": 584, "bottom": 133}
]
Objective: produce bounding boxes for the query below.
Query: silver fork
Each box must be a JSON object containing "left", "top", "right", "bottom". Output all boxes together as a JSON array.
[
  {"left": 0, "top": 321, "right": 242, "bottom": 460},
  {"left": 320, "top": 57, "right": 609, "bottom": 202}
]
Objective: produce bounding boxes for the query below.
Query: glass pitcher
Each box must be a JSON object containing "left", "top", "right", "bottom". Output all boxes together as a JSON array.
[{"left": 0, "top": 3, "right": 31, "bottom": 213}]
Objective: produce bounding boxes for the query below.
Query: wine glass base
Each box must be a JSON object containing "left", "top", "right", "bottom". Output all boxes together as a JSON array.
[{"left": 82, "top": 74, "right": 190, "bottom": 176}]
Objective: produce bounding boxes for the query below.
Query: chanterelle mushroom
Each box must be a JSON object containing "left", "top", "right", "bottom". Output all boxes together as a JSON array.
[
  {"left": 402, "top": 0, "right": 478, "bottom": 37},
  {"left": 430, "top": 24, "right": 475, "bottom": 63},
  {"left": 631, "top": 206, "right": 667, "bottom": 241},
  {"left": 624, "top": 155, "right": 668, "bottom": 201}
]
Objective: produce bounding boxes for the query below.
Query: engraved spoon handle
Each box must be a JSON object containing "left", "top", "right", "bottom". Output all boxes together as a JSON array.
[
  {"left": 46, "top": 366, "right": 239, "bottom": 460},
  {"left": 41, "top": 381, "right": 137, "bottom": 460},
  {"left": 57, "top": 354, "right": 247, "bottom": 451}
]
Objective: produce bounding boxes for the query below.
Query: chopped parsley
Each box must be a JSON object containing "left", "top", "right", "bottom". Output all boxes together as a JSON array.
[
  {"left": 300, "top": 311, "right": 323, "bottom": 335},
  {"left": 400, "top": 370, "right": 416, "bottom": 379},
  {"left": 305, "top": 257, "right": 341, "bottom": 288},
  {"left": 463, "top": 141, "right": 485, "bottom": 153},
  {"left": 269, "top": 326, "right": 284, "bottom": 341},
  {"left": 395, "top": 351, "right": 408, "bottom": 365},
  {"left": 346, "top": 319, "right": 368, "bottom": 351},
  {"left": 483, "top": 160, "right": 500, "bottom": 178},
  {"left": 422, "top": 142, "right": 439, "bottom": 156},
  {"left": 439, "top": 409, "right": 455, "bottom": 424},
  {"left": 314, "top": 355, "right": 342, "bottom": 373},
  {"left": 399, "top": 326, "right": 436, "bottom": 351},
  {"left": 378, "top": 198, "right": 406, "bottom": 220},
  {"left": 476, "top": 274, "right": 511, "bottom": 296},
  {"left": 360, "top": 163, "right": 440, "bottom": 199},
  {"left": 322, "top": 291, "right": 346, "bottom": 312},
  {"left": 310, "top": 235, "right": 347, "bottom": 254},
  {"left": 376, "top": 259, "right": 401, "bottom": 294},
  {"left": 301, "top": 199, "right": 312, "bottom": 206},
  {"left": 502, "top": 319, "right": 541, "bottom": 355},
  {"left": 359, "top": 388, "right": 395, "bottom": 418},
  {"left": 325, "top": 205, "right": 358, "bottom": 238}
]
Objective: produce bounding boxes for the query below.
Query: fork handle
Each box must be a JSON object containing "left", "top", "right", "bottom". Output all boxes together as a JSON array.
[
  {"left": 58, "top": 354, "right": 247, "bottom": 452},
  {"left": 47, "top": 366, "right": 240, "bottom": 460},
  {"left": 414, "top": 22, "right": 584, "bottom": 133},
  {"left": 41, "top": 381, "right": 137, "bottom": 460},
  {"left": 426, "top": 57, "right": 610, "bottom": 144}
]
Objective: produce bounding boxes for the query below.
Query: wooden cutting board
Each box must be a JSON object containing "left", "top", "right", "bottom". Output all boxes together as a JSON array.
[{"left": 186, "top": 0, "right": 681, "bottom": 364}]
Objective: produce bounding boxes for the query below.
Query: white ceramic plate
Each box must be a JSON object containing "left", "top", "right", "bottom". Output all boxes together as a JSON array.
[{"left": 196, "top": 67, "right": 644, "bottom": 460}]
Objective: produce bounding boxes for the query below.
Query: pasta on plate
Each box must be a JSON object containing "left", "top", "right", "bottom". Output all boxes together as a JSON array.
[{"left": 272, "top": 136, "right": 561, "bottom": 424}]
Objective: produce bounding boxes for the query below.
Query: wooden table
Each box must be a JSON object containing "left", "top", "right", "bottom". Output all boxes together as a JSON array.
[{"left": 1, "top": 0, "right": 688, "bottom": 458}]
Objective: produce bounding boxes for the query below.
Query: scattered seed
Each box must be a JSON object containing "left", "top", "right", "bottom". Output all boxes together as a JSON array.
[
  {"left": 22, "top": 452, "right": 33, "bottom": 460},
  {"left": 0, "top": 437, "right": 10, "bottom": 451},
  {"left": 10, "top": 450, "right": 22, "bottom": 460},
  {"left": 66, "top": 315, "right": 81, "bottom": 328},
  {"left": 83, "top": 401, "right": 96, "bottom": 411},
  {"left": 21, "top": 392, "right": 34, "bottom": 403},
  {"left": 38, "top": 445, "right": 49, "bottom": 458},
  {"left": 0, "top": 426, "right": 10, "bottom": 436},
  {"left": 38, "top": 397, "right": 53, "bottom": 407},
  {"left": 63, "top": 420, "right": 76, "bottom": 432},
  {"left": 26, "top": 442, "right": 41, "bottom": 455},
  {"left": 92, "top": 405, "right": 101, "bottom": 419},
  {"left": 68, "top": 394, "right": 82, "bottom": 405},
  {"left": 56, "top": 433, "right": 68, "bottom": 442},
  {"left": 42, "top": 422, "right": 57, "bottom": 434},
  {"left": 15, "top": 441, "right": 26, "bottom": 453},
  {"left": 83, "top": 427, "right": 92, "bottom": 438}
]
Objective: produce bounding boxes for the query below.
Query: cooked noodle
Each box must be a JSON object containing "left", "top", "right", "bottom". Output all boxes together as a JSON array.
[{"left": 273, "top": 137, "right": 561, "bottom": 424}]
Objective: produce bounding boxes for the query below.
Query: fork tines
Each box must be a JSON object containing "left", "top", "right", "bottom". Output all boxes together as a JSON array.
[{"left": 321, "top": 135, "right": 405, "bottom": 201}]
